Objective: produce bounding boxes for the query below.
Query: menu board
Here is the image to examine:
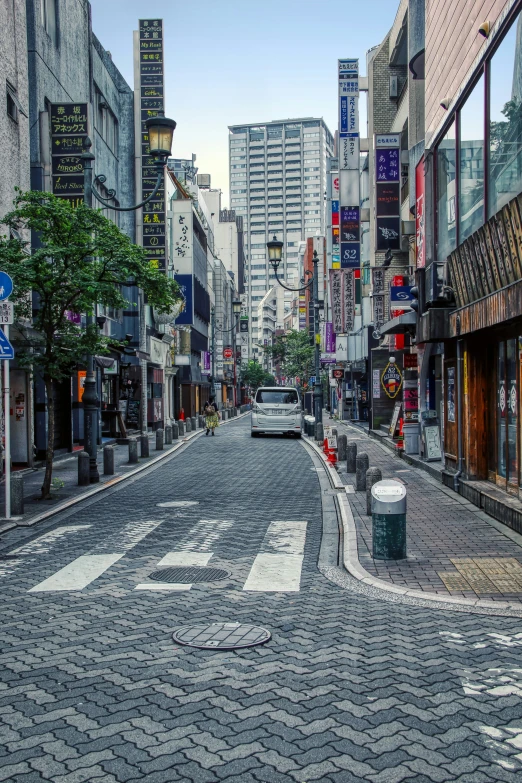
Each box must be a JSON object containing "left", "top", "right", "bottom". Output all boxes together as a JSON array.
[
  {"left": 424, "top": 425, "right": 442, "bottom": 461},
  {"left": 50, "top": 103, "right": 88, "bottom": 208},
  {"left": 139, "top": 19, "right": 166, "bottom": 272},
  {"left": 389, "top": 401, "right": 402, "bottom": 437},
  {"left": 126, "top": 399, "right": 141, "bottom": 428}
]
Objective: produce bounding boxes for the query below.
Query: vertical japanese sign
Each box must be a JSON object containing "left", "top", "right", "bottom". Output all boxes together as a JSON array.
[
  {"left": 50, "top": 103, "right": 88, "bottom": 208},
  {"left": 375, "top": 134, "right": 401, "bottom": 252},
  {"left": 331, "top": 173, "right": 340, "bottom": 267},
  {"left": 137, "top": 19, "right": 166, "bottom": 272},
  {"left": 415, "top": 157, "right": 425, "bottom": 268},
  {"left": 338, "top": 59, "right": 360, "bottom": 270},
  {"left": 329, "top": 270, "right": 343, "bottom": 335},
  {"left": 325, "top": 322, "right": 335, "bottom": 353},
  {"left": 342, "top": 270, "right": 355, "bottom": 333}
]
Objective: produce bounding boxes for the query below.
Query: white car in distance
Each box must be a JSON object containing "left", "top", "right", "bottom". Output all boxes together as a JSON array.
[{"left": 251, "top": 387, "right": 302, "bottom": 438}]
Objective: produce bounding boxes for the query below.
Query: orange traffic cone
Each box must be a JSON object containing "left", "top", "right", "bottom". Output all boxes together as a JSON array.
[
  {"left": 396, "top": 418, "right": 404, "bottom": 450},
  {"left": 179, "top": 408, "right": 185, "bottom": 422}
]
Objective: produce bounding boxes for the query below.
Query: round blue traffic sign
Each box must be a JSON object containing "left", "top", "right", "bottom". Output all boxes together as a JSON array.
[{"left": 0, "top": 272, "right": 13, "bottom": 301}]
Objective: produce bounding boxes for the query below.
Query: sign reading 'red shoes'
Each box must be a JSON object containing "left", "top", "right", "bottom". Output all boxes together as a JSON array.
[
  {"left": 136, "top": 19, "right": 167, "bottom": 272},
  {"left": 50, "top": 103, "right": 88, "bottom": 208}
]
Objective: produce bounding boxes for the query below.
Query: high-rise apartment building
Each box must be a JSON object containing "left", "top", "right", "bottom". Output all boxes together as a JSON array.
[{"left": 228, "top": 117, "right": 334, "bottom": 356}]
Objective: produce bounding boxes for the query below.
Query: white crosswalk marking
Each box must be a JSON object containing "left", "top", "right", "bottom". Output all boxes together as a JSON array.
[
  {"left": 243, "top": 521, "right": 307, "bottom": 592},
  {"left": 11, "top": 526, "right": 91, "bottom": 556},
  {"left": 28, "top": 520, "right": 161, "bottom": 593},
  {"left": 134, "top": 551, "right": 213, "bottom": 591},
  {"left": 29, "top": 554, "right": 123, "bottom": 592}
]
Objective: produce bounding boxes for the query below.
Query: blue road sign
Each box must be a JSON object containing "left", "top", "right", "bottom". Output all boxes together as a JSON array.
[
  {"left": 309, "top": 376, "right": 316, "bottom": 385},
  {"left": 0, "top": 272, "right": 13, "bottom": 302},
  {"left": 0, "top": 328, "right": 14, "bottom": 359}
]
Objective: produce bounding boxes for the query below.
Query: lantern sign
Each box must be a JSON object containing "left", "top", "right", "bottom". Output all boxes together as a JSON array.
[{"left": 381, "top": 361, "right": 403, "bottom": 399}]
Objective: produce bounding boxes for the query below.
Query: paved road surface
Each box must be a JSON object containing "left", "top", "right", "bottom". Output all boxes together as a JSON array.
[{"left": 1, "top": 417, "right": 522, "bottom": 782}]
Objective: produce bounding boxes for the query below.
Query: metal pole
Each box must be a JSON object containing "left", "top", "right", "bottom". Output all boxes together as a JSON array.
[
  {"left": 82, "top": 143, "right": 100, "bottom": 483},
  {"left": 3, "top": 324, "right": 10, "bottom": 519},
  {"left": 312, "top": 252, "right": 322, "bottom": 424},
  {"left": 211, "top": 308, "right": 216, "bottom": 398},
  {"left": 351, "top": 364, "right": 355, "bottom": 420}
]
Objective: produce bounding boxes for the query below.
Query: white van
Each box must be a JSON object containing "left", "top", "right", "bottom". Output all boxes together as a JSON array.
[{"left": 251, "top": 387, "right": 301, "bottom": 438}]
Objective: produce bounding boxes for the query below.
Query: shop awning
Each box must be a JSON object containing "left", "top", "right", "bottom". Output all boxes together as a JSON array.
[
  {"left": 95, "top": 356, "right": 117, "bottom": 369},
  {"left": 378, "top": 311, "right": 416, "bottom": 335}
]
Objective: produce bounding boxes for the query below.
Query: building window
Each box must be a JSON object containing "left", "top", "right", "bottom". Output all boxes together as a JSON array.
[
  {"left": 6, "top": 82, "right": 26, "bottom": 122},
  {"left": 489, "top": 11, "right": 522, "bottom": 217},
  {"left": 458, "top": 75, "right": 484, "bottom": 242},
  {"left": 41, "top": 0, "right": 58, "bottom": 45},
  {"left": 436, "top": 121, "right": 456, "bottom": 262}
]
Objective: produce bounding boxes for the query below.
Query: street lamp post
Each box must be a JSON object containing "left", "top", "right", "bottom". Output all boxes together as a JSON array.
[
  {"left": 215, "top": 297, "right": 242, "bottom": 407},
  {"left": 267, "top": 235, "right": 322, "bottom": 424},
  {"left": 80, "top": 113, "right": 176, "bottom": 483}
]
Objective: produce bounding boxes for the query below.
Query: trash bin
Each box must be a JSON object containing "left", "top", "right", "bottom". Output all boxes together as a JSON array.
[
  {"left": 371, "top": 479, "right": 407, "bottom": 559},
  {"left": 403, "top": 422, "right": 419, "bottom": 455}
]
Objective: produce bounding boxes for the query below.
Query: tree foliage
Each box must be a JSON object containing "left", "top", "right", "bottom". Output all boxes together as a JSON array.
[
  {"left": 265, "top": 329, "right": 314, "bottom": 384},
  {"left": 0, "top": 191, "right": 182, "bottom": 497},
  {"left": 240, "top": 359, "right": 273, "bottom": 390}
]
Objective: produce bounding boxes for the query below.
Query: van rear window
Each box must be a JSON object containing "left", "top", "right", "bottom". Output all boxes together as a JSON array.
[{"left": 256, "top": 390, "right": 298, "bottom": 404}]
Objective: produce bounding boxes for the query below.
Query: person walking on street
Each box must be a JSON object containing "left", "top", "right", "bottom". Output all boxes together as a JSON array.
[{"left": 203, "top": 397, "right": 220, "bottom": 436}]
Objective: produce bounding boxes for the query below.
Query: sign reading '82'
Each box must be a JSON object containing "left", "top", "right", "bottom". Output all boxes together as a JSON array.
[{"left": 340, "top": 242, "right": 360, "bottom": 268}]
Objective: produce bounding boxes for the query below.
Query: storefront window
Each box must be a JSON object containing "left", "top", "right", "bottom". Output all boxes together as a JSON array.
[
  {"left": 459, "top": 76, "right": 484, "bottom": 242},
  {"left": 489, "top": 11, "right": 522, "bottom": 217},
  {"left": 507, "top": 339, "right": 517, "bottom": 481},
  {"left": 436, "top": 122, "right": 456, "bottom": 261},
  {"left": 498, "top": 344, "right": 507, "bottom": 478}
]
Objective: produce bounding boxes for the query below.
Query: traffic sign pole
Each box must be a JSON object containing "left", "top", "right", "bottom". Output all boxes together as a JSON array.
[{"left": 3, "top": 324, "right": 10, "bottom": 520}]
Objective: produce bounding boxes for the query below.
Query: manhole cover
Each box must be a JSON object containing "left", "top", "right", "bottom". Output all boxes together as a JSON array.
[
  {"left": 173, "top": 622, "right": 271, "bottom": 650},
  {"left": 148, "top": 566, "right": 229, "bottom": 583}
]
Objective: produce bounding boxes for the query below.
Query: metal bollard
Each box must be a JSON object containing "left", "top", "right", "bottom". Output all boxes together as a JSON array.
[
  {"left": 140, "top": 433, "right": 149, "bottom": 458},
  {"left": 172, "top": 422, "right": 179, "bottom": 440},
  {"left": 128, "top": 437, "right": 138, "bottom": 464},
  {"left": 78, "top": 451, "right": 90, "bottom": 485},
  {"left": 199, "top": 415, "right": 204, "bottom": 428},
  {"left": 178, "top": 421, "right": 185, "bottom": 437},
  {"left": 103, "top": 445, "right": 115, "bottom": 475},
  {"left": 185, "top": 418, "right": 192, "bottom": 433},
  {"left": 371, "top": 480, "right": 407, "bottom": 559},
  {"left": 356, "top": 453, "right": 369, "bottom": 491},
  {"left": 11, "top": 473, "right": 24, "bottom": 515},
  {"left": 338, "top": 434, "right": 347, "bottom": 462},
  {"left": 315, "top": 421, "right": 324, "bottom": 443},
  {"left": 347, "top": 442, "right": 357, "bottom": 473},
  {"left": 190, "top": 416, "right": 197, "bottom": 430},
  {"left": 156, "top": 428, "right": 164, "bottom": 451},
  {"left": 165, "top": 425, "right": 172, "bottom": 445},
  {"left": 366, "top": 466, "right": 382, "bottom": 516}
]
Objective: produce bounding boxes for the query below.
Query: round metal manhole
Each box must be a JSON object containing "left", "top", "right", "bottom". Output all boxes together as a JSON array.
[
  {"left": 148, "top": 566, "right": 230, "bottom": 583},
  {"left": 173, "top": 622, "right": 271, "bottom": 650}
]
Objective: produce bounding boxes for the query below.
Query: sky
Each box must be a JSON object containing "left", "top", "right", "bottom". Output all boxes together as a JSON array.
[{"left": 89, "top": 0, "right": 396, "bottom": 205}]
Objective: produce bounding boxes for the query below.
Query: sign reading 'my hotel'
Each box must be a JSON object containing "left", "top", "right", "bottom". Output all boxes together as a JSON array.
[{"left": 134, "top": 19, "right": 167, "bottom": 272}]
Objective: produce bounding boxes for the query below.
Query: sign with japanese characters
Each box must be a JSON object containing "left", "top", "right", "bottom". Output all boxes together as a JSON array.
[
  {"left": 415, "top": 157, "right": 425, "bottom": 268},
  {"left": 329, "top": 270, "right": 343, "bottom": 335},
  {"left": 137, "top": 19, "right": 166, "bottom": 271},
  {"left": 325, "top": 322, "right": 335, "bottom": 353},
  {"left": 373, "top": 293, "right": 385, "bottom": 330},
  {"left": 375, "top": 134, "right": 401, "bottom": 254},
  {"left": 338, "top": 58, "right": 360, "bottom": 271},
  {"left": 343, "top": 270, "right": 355, "bottom": 333},
  {"left": 381, "top": 361, "right": 403, "bottom": 399},
  {"left": 372, "top": 267, "right": 385, "bottom": 293},
  {"left": 50, "top": 103, "right": 88, "bottom": 208}
]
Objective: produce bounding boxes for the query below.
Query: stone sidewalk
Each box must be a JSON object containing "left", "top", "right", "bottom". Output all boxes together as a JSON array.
[{"left": 321, "top": 414, "right": 522, "bottom": 604}]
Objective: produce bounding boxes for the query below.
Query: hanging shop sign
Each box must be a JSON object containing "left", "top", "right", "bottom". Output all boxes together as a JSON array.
[
  {"left": 330, "top": 270, "right": 343, "bottom": 335},
  {"left": 381, "top": 360, "right": 403, "bottom": 399},
  {"left": 50, "top": 103, "right": 88, "bottom": 208},
  {"left": 137, "top": 19, "right": 166, "bottom": 271},
  {"left": 343, "top": 270, "right": 355, "bottom": 333},
  {"left": 338, "top": 58, "right": 360, "bottom": 270},
  {"left": 375, "top": 134, "right": 401, "bottom": 252}
]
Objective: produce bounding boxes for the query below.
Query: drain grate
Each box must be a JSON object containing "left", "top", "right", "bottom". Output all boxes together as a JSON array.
[
  {"left": 173, "top": 622, "right": 271, "bottom": 650},
  {"left": 148, "top": 566, "right": 229, "bottom": 583}
]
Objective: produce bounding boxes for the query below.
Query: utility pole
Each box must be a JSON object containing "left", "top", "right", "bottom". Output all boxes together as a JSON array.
[{"left": 312, "top": 251, "right": 322, "bottom": 424}]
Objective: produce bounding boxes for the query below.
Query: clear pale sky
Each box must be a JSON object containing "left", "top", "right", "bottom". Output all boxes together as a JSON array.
[{"left": 89, "top": 0, "right": 396, "bottom": 205}]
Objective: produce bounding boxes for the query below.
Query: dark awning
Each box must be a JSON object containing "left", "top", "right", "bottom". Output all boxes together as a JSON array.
[{"left": 378, "top": 311, "right": 416, "bottom": 335}]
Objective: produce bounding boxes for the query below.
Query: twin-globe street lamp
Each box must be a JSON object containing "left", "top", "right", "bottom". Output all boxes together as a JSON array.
[
  {"left": 80, "top": 113, "right": 176, "bottom": 483},
  {"left": 266, "top": 235, "right": 322, "bottom": 424},
  {"left": 213, "top": 297, "right": 242, "bottom": 405}
]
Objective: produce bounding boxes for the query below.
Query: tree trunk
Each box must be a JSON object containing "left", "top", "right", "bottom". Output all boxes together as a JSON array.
[{"left": 41, "top": 377, "right": 55, "bottom": 499}]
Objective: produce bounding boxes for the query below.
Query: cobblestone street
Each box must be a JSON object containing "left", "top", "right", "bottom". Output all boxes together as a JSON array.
[{"left": 1, "top": 417, "right": 522, "bottom": 783}]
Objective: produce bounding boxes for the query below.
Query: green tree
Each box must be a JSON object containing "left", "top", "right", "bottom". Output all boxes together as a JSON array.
[
  {"left": 240, "top": 359, "right": 273, "bottom": 390},
  {"left": 266, "top": 329, "right": 314, "bottom": 385},
  {"left": 0, "top": 191, "right": 182, "bottom": 499}
]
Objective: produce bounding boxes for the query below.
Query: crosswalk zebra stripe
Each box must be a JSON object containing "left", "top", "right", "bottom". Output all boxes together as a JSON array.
[
  {"left": 243, "top": 521, "right": 307, "bottom": 592},
  {"left": 134, "top": 583, "right": 192, "bottom": 591},
  {"left": 156, "top": 552, "right": 213, "bottom": 567},
  {"left": 28, "top": 553, "right": 123, "bottom": 592}
]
